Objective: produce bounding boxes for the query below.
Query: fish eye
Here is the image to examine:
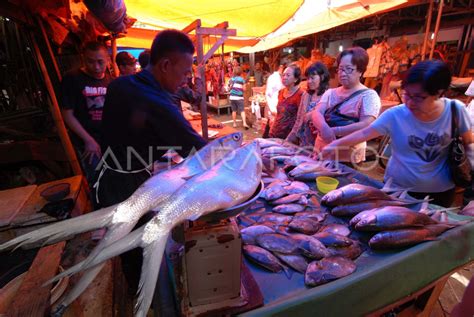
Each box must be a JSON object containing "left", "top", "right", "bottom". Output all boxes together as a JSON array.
[{"left": 232, "top": 134, "right": 241, "bottom": 141}]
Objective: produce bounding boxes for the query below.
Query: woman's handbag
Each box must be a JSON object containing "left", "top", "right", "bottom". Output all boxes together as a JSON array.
[{"left": 449, "top": 101, "right": 472, "bottom": 187}]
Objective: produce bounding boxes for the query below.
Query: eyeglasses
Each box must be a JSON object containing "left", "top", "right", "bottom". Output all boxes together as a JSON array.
[
  {"left": 402, "top": 91, "right": 430, "bottom": 103},
  {"left": 337, "top": 67, "right": 356, "bottom": 74}
]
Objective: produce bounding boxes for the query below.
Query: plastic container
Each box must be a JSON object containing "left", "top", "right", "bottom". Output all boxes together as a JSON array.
[{"left": 316, "top": 176, "right": 339, "bottom": 194}]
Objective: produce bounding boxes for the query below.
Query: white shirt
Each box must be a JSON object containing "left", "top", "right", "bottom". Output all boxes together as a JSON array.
[{"left": 265, "top": 71, "right": 283, "bottom": 114}]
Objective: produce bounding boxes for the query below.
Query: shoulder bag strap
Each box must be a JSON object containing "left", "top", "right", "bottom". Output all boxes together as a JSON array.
[
  {"left": 451, "top": 100, "right": 459, "bottom": 139},
  {"left": 325, "top": 88, "right": 370, "bottom": 115}
]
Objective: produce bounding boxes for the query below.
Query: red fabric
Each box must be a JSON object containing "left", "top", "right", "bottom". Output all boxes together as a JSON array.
[{"left": 269, "top": 88, "right": 304, "bottom": 139}]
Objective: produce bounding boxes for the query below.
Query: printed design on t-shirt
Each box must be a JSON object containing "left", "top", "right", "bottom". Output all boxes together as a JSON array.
[
  {"left": 83, "top": 86, "right": 107, "bottom": 121},
  {"left": 408, "top": 132, "right": 450, "bottom": 162}
]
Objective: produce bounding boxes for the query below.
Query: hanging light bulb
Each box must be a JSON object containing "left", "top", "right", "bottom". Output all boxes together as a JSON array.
[
  {"left": 430, "top": 32, "right": 435, "bottom": 40},
  {"left": 339, "top": 44, "right": 343, "bottom": 52}
]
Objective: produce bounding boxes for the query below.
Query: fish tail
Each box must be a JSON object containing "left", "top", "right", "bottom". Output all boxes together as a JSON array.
[
  {"left": 49, "top": 226, "right": 146, "bottom": 284},
  {"left": 135, "top": 233, "right": 170, "bottom": 317},
  {"left": 0, "top": 204, "right": 116, "bottom": 251},
  {"left": 52, "top": 264, "right": 105, "bottom": 309}
]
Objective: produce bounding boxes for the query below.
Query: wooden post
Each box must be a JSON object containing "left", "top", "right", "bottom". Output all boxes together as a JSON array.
[
  {"left": 429, "top": 0, "right": 444, "bottom": 60},
  {"left": 31, "top": 36, "right": 82, "bottom": 175},
  {"left": 111, "top": 36, "right": 119, "bottom": 77},
  {"left": 37, "top": 16, "right": 62, "bottom": 81},
  {"left": 421, "top": 0, "right": 434, "bottom": 60},
  {"left": 196, "top": 23, "right": 209, "bottom": 140}
]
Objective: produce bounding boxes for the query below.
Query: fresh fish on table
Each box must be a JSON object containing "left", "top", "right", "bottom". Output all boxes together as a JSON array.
[
  {"left": 294, "top": 211, "right": 327, "bottom": 222},
  {"left": 274, "top": 252, "right": 308, "bottom": 273},
  {"left": 262, "top": 146, "right": 296, "bottom": 157},
  {"left": 261, "top": 180, "right": 291, "bottom": 201},
  {"left": 0, "top": 132, "right": 244, "bottom": 310},
  {"left": 255, "top": 138, "right": 285, "bottom": 149},
  {"left": 288, "top": 161, "right": 337, "bottom": 177},
  {"left": 256, "top": 233, "right": 300, "bottom": 254},
  {"left": 47, "top": 141, "right": 262, "bottom": 317},
  {"left": 291, "top": 234, "right": 330, "bottom": 259},
  {"left": 284, "top": 155, "right": 318, "bottom": 167},
  {"left": 241, "top": 225, "right": 275, "bottom": 245},
  {"left": 273, "top": 203, "right": 306, "bottom": 214},
  {"left": 305, "top": 256, "right": 357, "bottom": 287},
  {"left": 237, "top": 215, "right": 256, "bottom": 227},
  {"left": 328, "top": 241, "right": 363, "bottom": 260},
  {"left": 259, "top": 213, "right": 293, "bottom": 224},
  {"left": 283, "top": 181, "right": 311, "bottom": 195},
  {"left": 330, "top": 199, "right": 416, "bottom": 217},
  {"left": 368, "top": 224, "right": 456, "bottom": 249},
  {"left": 243, "top": 245, "right": 286, "bottom": 273},
  {"left": 354, "top": 206, "right": 438, "bottom": 231},
  {"left": 288, "top": 217, "right": 321, "bottom": 235},
  {"left": 270, "top": 193, "right": 309, "bottom": 205},
  {"left": 321, "top": 184, "right": 395, "bottom": 206},
  {"left": 270, "top": 155, "right": 292, "bottom": 163},
  {"left": 313, "top": 232, "right": 353, "bottom": 247},
  {"left": 319, "top": 224, "right": 351, "bottom": 237}
]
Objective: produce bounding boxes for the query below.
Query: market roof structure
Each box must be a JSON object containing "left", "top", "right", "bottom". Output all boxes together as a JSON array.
[{"left": 117, "top": 0, "right": 412, "bottom": 52}]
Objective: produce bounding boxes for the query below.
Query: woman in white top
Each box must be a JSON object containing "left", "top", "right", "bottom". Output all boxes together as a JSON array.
[
  {"left": 311, "top": 47, "right": 381, "bottom": 163},
  {"left": 322, "top": 60, "right": 473, "bottom": 207}
]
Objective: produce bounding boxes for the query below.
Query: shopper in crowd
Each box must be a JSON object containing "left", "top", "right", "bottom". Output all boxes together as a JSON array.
[
  {"left": 268, "top": 63, "right": 304, "bottom": 139},
  {"left": 60, "top": 41, "right": 113, "bottom": 185},
  {"left": 228, "top": 66, "right": 249, "bottom": 129},
  {"left": 251, "top": 61, "right": 265, "bottom": 87},
  {"left": 138, "top": 49, "right": 151, "bottom": 69},
  {"left": 115, "top": 51, "right": 137, "bottom": 76},
  {"left": 311, "top": 46, "right": 381, "bottom": 163},
  {"left": 322, "top": 60, "right": 472, "bottom": 207},
  {"left": 286, "top": 62, "right": 330, "bottom": 147}
]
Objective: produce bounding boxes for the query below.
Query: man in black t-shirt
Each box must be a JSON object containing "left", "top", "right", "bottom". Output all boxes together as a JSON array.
[{"left": 60, "top": 41, "right": 113, "bottom": 184}]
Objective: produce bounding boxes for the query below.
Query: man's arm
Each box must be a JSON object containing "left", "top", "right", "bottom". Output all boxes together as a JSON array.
[{"left": 62, "top": 109, "right": 101, "bottom": 163}]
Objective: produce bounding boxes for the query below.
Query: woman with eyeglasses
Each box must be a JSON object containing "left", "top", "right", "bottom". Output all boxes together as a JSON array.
[
  {"left": 311, "top": 47, "right": 381, "bottom": 163},
  {"left": 286, "top": 62, "right": 330, "bottom": 148},
  {"left": 322, "top": 60, "right": 473, "bottom": 207},
  {"left": 268, "top": 63, "right": 304, "bottom": 139}
]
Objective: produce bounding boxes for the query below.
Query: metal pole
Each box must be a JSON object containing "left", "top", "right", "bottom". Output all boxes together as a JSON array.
[
  {"left": 429, "top": 0, "right": 444, "bottom": 60},
  {"left": 31, "top": 36, "right": 82, "bottom": 175},
  {"left": 421, "top": 0, "right": 434, "bottom": 60}
]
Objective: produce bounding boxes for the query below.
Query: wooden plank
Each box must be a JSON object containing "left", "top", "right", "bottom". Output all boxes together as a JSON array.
[
  {"left": 182, "top": 19, "right": 201, "bottom": 34},
  {"left": 196, "top": 27, "right": 236, "bottom": 36},
  {"left": 429, "top": 300, "right": 446, "bottom": 317},
  {"left": 0, "top": 185, "right": 37, "bottom": 227},
  {"left": 419, "top": 277, "right": 449, "bottom": 317},
  {"left": 6, "top": 241, "right": 66, "bottom": 317}
]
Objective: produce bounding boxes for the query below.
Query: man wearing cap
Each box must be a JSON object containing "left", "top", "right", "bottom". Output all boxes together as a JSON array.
[{"left": 115, "top": 51, "right": 137, "bottom": 76}]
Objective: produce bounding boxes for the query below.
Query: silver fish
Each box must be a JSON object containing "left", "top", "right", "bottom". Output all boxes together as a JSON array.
[
  {"left": 284, "top": 155, "right": 318, "bottom": 167},
  {"left": 291, "top": 234, "right": 330, "bottom": 259},
  {"left": 48, "top": 142, "right": 262, "bottom": 317},
  {"left": 369, "top": 224, "right": 455, "bottom": 249},
  {"left": 1, "top": 132, "right": 244, "bottom": 309},
  {"left": 330, "top": 199, "right": 411, "bottom": 217},
  {"left": 273, "top": 203, "right": 306, "bottom": 214},
  {"left": 283, "top": 181, "right": 310, "bottom": 194},
  {"left": 288, "top": 161, "right": 337, "bottom": 177},
  {"left": 294, "top": 211, "right": 327, "bottom": 222},
  {"left": 256, "top": 233, "right": 300, "bottom": 254},
  {"left": 322, "top": 184, "right": 394, "bottom": 207},
  {"left": 305, "top": 256, "right": 356, "bottom": 287},
  {"left": 354, "top": 206, "right": 437, "bottom": 231},
  {"left": 328, "top": 241, "right": 363, "bottom": 260},
  {"left": 240, "top": 225, "right": 275, "bottom": 245},
  {"left": 259, "top": 213, "right": 293, "bottom": 224},
  {"left": 313, "top": 232, "right": 353, "bottom": 247},
  {"left": 293, "top": 170, "right": 349, "bottom": 181},
  {"left": 270, "top": 193, "right": 308, "bottom": 205},
  {"left": 255, "top": 138, "right": 285, "bottom": 149},
  {"left": 288, "top": 217, "right": 321, "bottom": 235},
  {"left": 243, "top": 245, "right": 285, "bottom": 273},
  {"left": 262, "top": 146, "right": 296, "bottom": 157},
  {"left": 319, "top": 224, "right": 351, "bottom": 237},
  {"left": 274, "top": 252, "right": 308, "bottom": 273}
]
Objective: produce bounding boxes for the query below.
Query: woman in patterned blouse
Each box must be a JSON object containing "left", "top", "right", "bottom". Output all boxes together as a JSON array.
[
  {"left": 286, "top": 62, "right": 330, "bottom": 148},
  {"left": 269, "top": 63, "right": 304, "bottom": 139}
]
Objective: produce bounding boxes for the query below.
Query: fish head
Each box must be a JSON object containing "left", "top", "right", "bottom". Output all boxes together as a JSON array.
[
  {"left": 355, "top": 215, "right": 376, "bottom": 227},
  {"left": 188, "top": 132, "right": 244, "bottom": 170}
]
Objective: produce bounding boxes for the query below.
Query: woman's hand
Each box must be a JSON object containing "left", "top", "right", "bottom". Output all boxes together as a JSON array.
[
  {"left": 83, "top": 138, "right": 102, "bottom": 164},
  {"left": 320, "top": 125, "right": 336, "bottom": 144},
  {"left": 320, "top": 141, "right": 339, "bottom": 160}
]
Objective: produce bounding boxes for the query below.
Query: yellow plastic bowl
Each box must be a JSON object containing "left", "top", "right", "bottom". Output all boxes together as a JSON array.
[{"left": 316, "top": 176, "right": 339, "bottom": 194}]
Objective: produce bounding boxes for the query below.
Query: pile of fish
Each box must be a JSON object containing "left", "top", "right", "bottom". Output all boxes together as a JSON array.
[
  {"left": 238, "top": 199, "right": 360, "bottom": 286},
  {"left": 0, "top": 133, "right": 262, "bottom": 317},
  {"left": 321, "top": 183, "right": 463, "bottom": 249}
]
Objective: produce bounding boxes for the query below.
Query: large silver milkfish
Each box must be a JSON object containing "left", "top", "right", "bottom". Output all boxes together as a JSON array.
[
  {"left": 50, "top": 141, "right": 262, "bottom": 317},
  {"left": 0, "top": 132, "right": 243, "bottom": 310}
]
